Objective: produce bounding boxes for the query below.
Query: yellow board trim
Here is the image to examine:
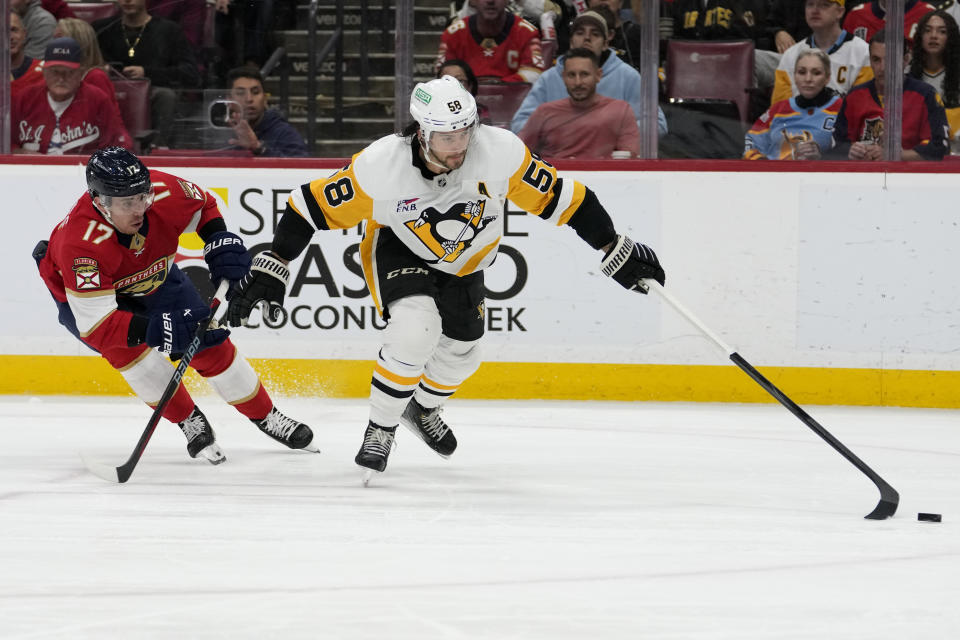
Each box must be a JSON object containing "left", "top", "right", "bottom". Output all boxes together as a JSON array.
[{"left": 4, "top": 355, "right": 960, "bottom": 408}]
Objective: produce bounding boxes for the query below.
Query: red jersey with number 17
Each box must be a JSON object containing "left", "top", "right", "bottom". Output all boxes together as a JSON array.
[
  {"left": 437, "top": 13, "right": 544, "bottom": 83},
  {"left": 38, "top": 170, "right": 223, "bottom": 353}
]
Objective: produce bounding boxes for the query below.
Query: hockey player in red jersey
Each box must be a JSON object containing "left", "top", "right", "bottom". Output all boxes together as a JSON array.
[
  {"left": 35, "top": 147, "right": 318, "bottom": 464},
  {"left": 224, "top": 76, "right": 665, "bottom": 482}
]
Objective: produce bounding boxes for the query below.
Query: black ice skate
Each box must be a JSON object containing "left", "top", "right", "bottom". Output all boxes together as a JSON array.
[
  {"left": 178, "top": 406, "right": 226, "bottom": 465},
  {"left": 253, "top": 407, "right": 320, "bottom": 452},
  {"left": 400, "top": 399, "right": 457, "bottom": 457},
  {"left": 355, "top": 422, "right": 397, "bottom": 475}
]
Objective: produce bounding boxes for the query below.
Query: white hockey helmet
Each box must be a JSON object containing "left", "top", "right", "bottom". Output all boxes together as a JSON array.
[{"left": 409, "top": 75, "right": 478, "bottom": 156}]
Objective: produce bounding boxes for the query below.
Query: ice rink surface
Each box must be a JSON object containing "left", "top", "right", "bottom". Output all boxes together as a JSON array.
[{"left": 0, "top": 395, "right": 957, "bottom": 639}]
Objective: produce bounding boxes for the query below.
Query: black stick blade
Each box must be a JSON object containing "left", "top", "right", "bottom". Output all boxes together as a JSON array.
[{"left": 864, "top": 486, "right": 900, "bottom": 520}]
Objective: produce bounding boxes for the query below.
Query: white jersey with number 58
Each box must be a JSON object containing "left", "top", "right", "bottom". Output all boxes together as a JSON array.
[{"left": 287, "top": 125, "right": 588, "bottom": 277}]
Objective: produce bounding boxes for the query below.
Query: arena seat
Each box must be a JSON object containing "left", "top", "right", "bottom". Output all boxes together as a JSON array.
[
  {"left": 111, "top": 77, "right": 155, "bottom": 152},
  {"left": 70, "top": 2, "right": 120, "bottom": 23},
  {"left": 665, "top": 39, "right": 755, "bottom": 123},
  {"left": 476, "top": 82, "right": 532, "bottom": 129}
]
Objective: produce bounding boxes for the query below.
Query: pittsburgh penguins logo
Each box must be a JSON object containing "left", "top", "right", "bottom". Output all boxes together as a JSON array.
[
  {"left": 861, "top": 117, "right": 884, "bottom": 144},
  {"left": 405, "top": 199, "right": 491, "bottom": 263}
]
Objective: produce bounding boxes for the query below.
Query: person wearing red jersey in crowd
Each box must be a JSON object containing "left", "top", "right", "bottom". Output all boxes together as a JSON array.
[
  {"left": 831, "top": 29, "right": 949, "bottom": 160},
  {"left": 11, "top": 37, "right": 130, "bottom": 154},
  {"left": 518, "top": 47, "right": 640, "bottom": 158},
  {"left": 34, "top": 148, "right": 318, "bottom": 465},
  {"left": 436, "top": 0, "right": 545, "bottom": 83},
  {"left": 842, "top": 0, "right": 936, "bottom": 42},
  {"left": 54, "top": 18, "right": 121, "bottom": 112}
]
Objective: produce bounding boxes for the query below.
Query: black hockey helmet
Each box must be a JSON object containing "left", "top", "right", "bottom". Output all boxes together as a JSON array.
[{"left": 86, "top": 147, "right": 151, "bottom": 199}]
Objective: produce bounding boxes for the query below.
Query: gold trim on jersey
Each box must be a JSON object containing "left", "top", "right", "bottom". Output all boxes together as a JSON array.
[
  {"left": 374, "top": 363, "right": 421, "bottom": 386},
  {"left": 77, "top": 308, "right": 117, "bottom": 338},
  {"left": 226, "top": 381, "right": 262, "bottom": 406},
  {"left": 64, "top": 287, "right": 115, "bottom": 299},
  {"left": 360, "top": 222, "right": 383, "bottom": 315},
  {"left": 421, "top": 375, "right": 459, "bottom": 391},
  {"left": 456, "top": 236, "right": 501, "bottom": 276},
  {"left": 557, "top": 181, "right": 586, "bottom": 226},
  {"left": 116, "top": 346, "right": 152, "bottom": 372}
]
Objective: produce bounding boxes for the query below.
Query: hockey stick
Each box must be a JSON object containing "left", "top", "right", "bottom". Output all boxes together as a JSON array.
[
  {"left": 642, "top": 279, "right": 899, "bottom": 520},
  {"left": 82, "top": 281, "right": 230, "bottom": 484}
]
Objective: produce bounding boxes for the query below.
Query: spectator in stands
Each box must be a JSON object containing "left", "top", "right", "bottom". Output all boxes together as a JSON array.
[
  {"left": 518, "top": 47, "right": 640, "bottom": 158},
  {"left": 436, "top": 0, "right": 545, "bottom": 83},
  {"left": 832, "top": 29, "right": 948, "bottom": 160},
  {"left": 769, "top": 0, "right": 812, "bottom": 53},
  {"left": 438, "top": 59, "right": 492, "bottom": 124},
  {"left": 212, "top": 0, "right": 276, "bottom": 71},
  {"left": 147, "top": 0, "right": 206, "bottom": 56},
  {"left": 12, "top": 0, "right": 55, "bottom": 59},
  {"left": 843, "top": 0, "right": 936, "bottom": 43},
  {"left": 11, "top": 37, "right": 131, "bottom": 154},
  {"left": 510, "top": 8, "right": 667, "bottom": 135},
  {"left": 41, "top": 0, "right": 74, "bottom": 20},
  {"left": 770, "top": 0, "right": 872, "bottom": 105},
  {"left": 54, "top": 18, "right": 121, "bottom": 114},
  {"left": 225, "top": 67, "right": 307, "bottom": 157},
  {"left": 745, "top": 49, "right": 842, "bottom": 159},
  {"left": 588, "top": 0, "right": 644, "bottom": 70},
  {"left": 908, "top": 10, "right": 960, "bottom": 146},
  {"left": 11, "top": 12, "right": 44, "bottom": 95},
  {"left": 95, "top": 0, "right": 201, "bottom": 147}
]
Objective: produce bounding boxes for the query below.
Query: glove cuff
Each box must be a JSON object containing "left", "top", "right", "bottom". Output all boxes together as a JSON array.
[
  {"left": 203, "top": 231, "right": 244, "bottom": 256},
  {"left": 251, "top": 251, "right": 290, "bottom": 285},
  {"left": 600, "top": 235, "right": 634, "bottom": 277}
]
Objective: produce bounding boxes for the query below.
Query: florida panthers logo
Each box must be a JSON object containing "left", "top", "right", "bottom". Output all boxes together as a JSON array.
[
  {"left": 861, "top": 117, "right": 884, "bottom": 145},
  {"left": 405, "top": 199, "right": 493, "bottom": 263}
]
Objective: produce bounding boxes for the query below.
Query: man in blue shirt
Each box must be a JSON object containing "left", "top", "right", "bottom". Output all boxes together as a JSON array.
[
  {"left": 227, "top": 67, "right": 308, "bottom": 157},
  {"left": 510, "top": 8, "right": 667, "bottom": 136}
]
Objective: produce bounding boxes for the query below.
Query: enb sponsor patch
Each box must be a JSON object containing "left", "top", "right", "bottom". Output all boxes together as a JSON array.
[{"left": 73, "top": 257, "right": 101, "bottom": 290}]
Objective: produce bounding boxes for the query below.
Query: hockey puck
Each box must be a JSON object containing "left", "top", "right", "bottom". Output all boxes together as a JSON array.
[{"left": 917, "top": 513, "right": 942, "bottom": 522}]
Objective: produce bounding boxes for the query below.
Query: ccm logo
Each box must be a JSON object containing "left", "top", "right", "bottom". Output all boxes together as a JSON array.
[{"left": 386, "top": 267, "right": 429, "bottom": 279}]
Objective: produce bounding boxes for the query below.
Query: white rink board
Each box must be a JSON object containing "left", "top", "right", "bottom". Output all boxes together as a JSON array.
[{"left": 8, "top": 163, "right": 960, "bottom": 370}]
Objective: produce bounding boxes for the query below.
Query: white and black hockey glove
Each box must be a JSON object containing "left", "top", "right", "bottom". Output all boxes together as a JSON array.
[
  {"left": 600, "top": 235, "right": 666, "bottom": 294},
  {"left": 225, "top": 251, "right": 290, "bottom": 327}
]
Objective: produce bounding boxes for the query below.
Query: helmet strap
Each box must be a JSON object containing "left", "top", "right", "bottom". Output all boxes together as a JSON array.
[{"left": 92, "top": 196, "right": 117, "bottom": 229}]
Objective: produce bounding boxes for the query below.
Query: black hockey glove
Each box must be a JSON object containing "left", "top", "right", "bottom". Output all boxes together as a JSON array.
[
  {"left": 145, "top": 307, "right": 229, "bottom": 355},
  {"left": 225, "top": 251, "right": 290, "bottom": 327},
  {"left": 600, "top": 235, "right": 666, "bottom": 294},
  {"left": 203, "top": 231, "right": 251, "bottom": 288}
]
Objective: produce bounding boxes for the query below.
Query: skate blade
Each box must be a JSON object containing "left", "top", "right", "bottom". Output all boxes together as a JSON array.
[
  {"left": 299, "top": 440, "right": 322, "bottom": 454},
  {"left": 362, "top": 469, "right": 377, "bottom": 486},
  {"left": 197, "top": 444, "right": 227, "bottom": 465}
]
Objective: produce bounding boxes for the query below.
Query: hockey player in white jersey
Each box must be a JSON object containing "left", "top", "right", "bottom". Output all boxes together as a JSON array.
[{"left": 225, "top": 75, "right": 665, "bottom": 479}]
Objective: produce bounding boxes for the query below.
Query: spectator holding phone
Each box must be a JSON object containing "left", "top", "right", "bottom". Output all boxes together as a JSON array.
[{"left": 225, "top": 67, "right": 307, "bottom": 157}]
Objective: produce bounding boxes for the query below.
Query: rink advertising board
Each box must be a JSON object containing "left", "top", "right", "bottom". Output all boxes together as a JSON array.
[{"left": 5, "top": 158, "right": 960, "bottom": 407}]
